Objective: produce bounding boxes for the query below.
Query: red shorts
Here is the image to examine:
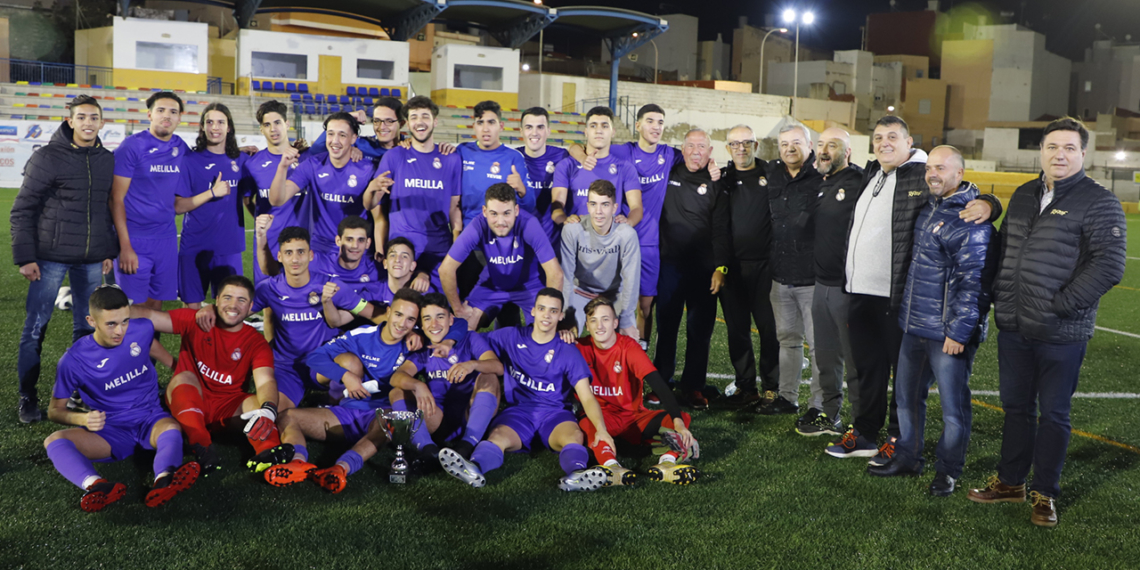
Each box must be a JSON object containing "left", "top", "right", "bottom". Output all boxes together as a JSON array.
[
  {"left": 579, "top": 408, "right": 691, "bottom": 446},
  {"left": 165, "top": 388, "right": 251, "bottom": 428}
]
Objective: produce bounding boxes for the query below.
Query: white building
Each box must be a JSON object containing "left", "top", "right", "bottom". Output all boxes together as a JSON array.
[{"left": 1073, "top": 39, "right": 1140, "bottom": 118}]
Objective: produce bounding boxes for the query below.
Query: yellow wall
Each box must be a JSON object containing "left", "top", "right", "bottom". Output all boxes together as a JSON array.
[
  {"left": 901, "top": 78, "right": 948, "bottom": 150},
  {"left": 431, "top": 89, "right": 518, "bottom": 109},
  {"left": 74, "top": 26, "right": 114, "bottom": 69},
  {"left": 964, "top": 170, "right": 1036, "bottom": 199},
  {"left": 943, "top": 40, "right": 994, "bottom": 130},
  {"left": 318, "top": 54, "right": 342, "bottom": 97},
  {"left": 208, "top": 37, "right": 236, "bottom": 86},
  {"left": 113, "top": 69, "right": 207, "bottom": 92}
]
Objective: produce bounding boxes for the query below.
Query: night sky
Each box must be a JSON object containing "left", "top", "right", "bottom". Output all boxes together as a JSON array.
[{"left": 542, "top": 0, "right": 1140, "bottom": 62}]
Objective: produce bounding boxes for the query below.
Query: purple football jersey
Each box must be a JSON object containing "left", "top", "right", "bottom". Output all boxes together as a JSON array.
[
  {"left": 53, "top": 318, "right": 163, "bottom": 422},
  {"left": 378, "top": 145, "right": 462, "bottom": 263},
  {"left": 288, "top": 154, "right": 378, "bottom": 255},
  {"left": 517, "top": 145, "right": 570, "bottom": 247},
  {"left": 608, "top": 142, "right": 679, "bottom": 247},
  {"left": 177, "top": 150, "right": 248, "bottom": 255},
  {"left": 551, "top": 153, "right": 641, "bottom": 218},
  {"left": 252, "top": 273, "right": 367, "bottom": 371},
  {"left": 447, "top": 210, "right": 555, "bottom": 293},
  {"left": 409, "top": 331, "right": 492, "bottom": 387},
  {"left": 113, "top": 130, "right": 191, "bottom": 239},
  {"left": 484, "top": 326, "right": 591, "bottom": 410},
  {"left": 241, "top": 148, "right": 311, "bottom": 257},
  {"left": 310, "top": 251, "right": 379, "bottom": 293}
]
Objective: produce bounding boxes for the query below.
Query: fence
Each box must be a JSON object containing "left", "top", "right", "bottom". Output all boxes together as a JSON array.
[
  {"left": 206, "top": 76, "right": 235, "bottom": 95},
  {"left": 577, "top": 95, "right": 636, "bottom": 132},
  {"left": 0, "top": 58, "right": 113, "bottom": 86}
]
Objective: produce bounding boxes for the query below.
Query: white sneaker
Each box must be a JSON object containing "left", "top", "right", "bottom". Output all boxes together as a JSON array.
[{"left": 558, "top": 468, "right": 607, "bottom": 492}]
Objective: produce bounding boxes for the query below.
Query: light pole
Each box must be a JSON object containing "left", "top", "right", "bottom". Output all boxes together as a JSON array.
[
  {"left": 783, "top": 9, "right": 814, "bottom": 118},
  {"left": 758, "top": 27, "right": 788, "bottom": 94},
  {"left": 535, "top": 0, "right": 544, "bottom": 107},
  {"left": 632, "top": 33, "right": 658, "bottom": 84}
]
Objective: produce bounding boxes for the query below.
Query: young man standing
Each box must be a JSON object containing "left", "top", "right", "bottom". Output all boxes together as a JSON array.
[
  {"left": 458, "top": 100, "right": 531, "bottom": 222},
  {"left": 43, "top": 286, "right": 199, "bottom": 512},
  {"left": 310, "top": 97, "right": 404, "bottom": 161},
  {"left": 13, "top": 94, "right": 116, "bottom": 422},
  {"left": 516, "top": 107, "right": 570, "bottom": 249},
  {"left": 440, "top": 183, "right": 563, "bottom": 330},
  {"left": 111, "top": 91, "right": 190, "bottom": 309},
  {"left": 438, "top": 288, "right": 613, "bottom": 492},
  {"left": 550, "top": 107, "right": 642, "bottom": 228}
]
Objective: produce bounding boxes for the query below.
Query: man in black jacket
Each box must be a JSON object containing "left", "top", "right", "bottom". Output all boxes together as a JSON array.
[
  {"left": 825, "top": 116, "right": 1000, "bottom": 462},
  {"left": 655, "top": 129, "right": 730, "bottom": 410},
  {"left": 968, "top": 118, "right": 1126, "bottom": 528},
  {"left": 719, "top": 125, "right": 779, "bottom": 407},
  {"left": 11, "top": 95, "right": 117, "bottom": 423}
]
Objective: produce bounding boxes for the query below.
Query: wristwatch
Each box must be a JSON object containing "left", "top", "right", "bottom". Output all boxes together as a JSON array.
[{"left": 716, "top": 266, "right": 728, "bottom": 275}]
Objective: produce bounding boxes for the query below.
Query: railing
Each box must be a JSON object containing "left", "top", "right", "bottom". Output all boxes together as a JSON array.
[
  {"left": 576, "top": 95, "right": 636, "bottom": 132},
  {"left": 0, "top": 58, "right": 113, "bottom": 86},
  {"left": 205, "top": 77, "right": 235, "bottom": 95}
]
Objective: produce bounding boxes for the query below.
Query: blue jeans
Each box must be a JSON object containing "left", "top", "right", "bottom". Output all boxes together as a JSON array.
[
  {"left": 893, "top": 332, "right": 978, "bottom": 479},
  {"left": 17, "top": 260, "right": 105, "bottom": 401},
  {"left": 996, "top": 331, "right": 1086, "bottom": 498}
]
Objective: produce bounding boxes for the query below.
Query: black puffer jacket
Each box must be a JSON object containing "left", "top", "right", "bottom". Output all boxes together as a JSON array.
[
  {"left": 993, "top": 170, "right": 1126, "bottom": 343},
  {"left": 11, "top": 121, "right": 117, "bottom": 266},
  {"left": 767, "top": 155, "right": 822, "bottom": 286}
]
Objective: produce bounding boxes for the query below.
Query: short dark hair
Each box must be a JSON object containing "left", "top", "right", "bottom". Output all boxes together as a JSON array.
[
  {"left": 1041, "top": 117, "right": 1090, "bottom": 150},
  {"left": 218, "top": 275, "right": 255, "bottom": 298},
  {"left": 636, "top": 104, "right": 665, "bottom": 121},
  {"left": 385, "top": 236, "right": 416, "bottom": 257},
  {"left": 146, "top": 91, "right": 183, "bottom": 113},
  {"left": 420, "top": 292, "right": 452, "bottom": 314},
  {"left": 323, "top": 111, "right": 360, "bottom": 136},
  {"left": 585, "top": 106, "right": 615, "bottom": 124},
  {"left": 535, "top": 287, "right": 564, "bottom": 309},
  {"left": 373, "top": 97, "right": 403, "bottom": 119},
  {"left": 874, "top": 115, "right": 909, "bottom": 136},
  {"left": 337, "top": 216, "right": 369, "bottom": 236},
  {"left": 69, "top": 94, "right": 101, "bottom": 117},
  {"left": 485, "top": 182, "right": 517, "bottom": 205},
  {"left": 392, "top": 288, "right": 424, "bottom": 310},
  {"left": 520, "top": 106, "right": 549, "bottom": 124},
  {"left": 257, "top": 100, "right": 289, "bottom": 124},
  {"left": 402, "top": 96, "right": 439, "bottom": 120},
  {"left": 474, "top": 100, "right": 502, "bottom": 120},
  {"left": 278, "top": 226, "right": 311, "bottom": 247},
  {"left": 89, "top": 285, "right": 129, "bottom": 313},
  {"left": 587, "top": 179, "right": 616, "bottom": 200},
  {"left": 583, "top": 296, "right": 616, "bottom": 319}
]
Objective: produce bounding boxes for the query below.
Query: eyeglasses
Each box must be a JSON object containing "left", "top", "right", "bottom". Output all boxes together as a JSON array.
[
  {"left": 372, "top": 118, "right": 399, "bottom": 126},
  {"left": 727, "top": 140, "right": 756, "bottom": 149}
]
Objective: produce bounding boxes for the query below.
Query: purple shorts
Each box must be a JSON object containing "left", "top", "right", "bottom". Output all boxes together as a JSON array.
[
  {"left": 178, "top": 251, "right": 244, "bottom": 304},
  {"left": 94, "top": 408, "right": 170, "bottom": 462},
  {"left": 329, "top": 405, "right": 383, "bottom": 444},
  {"left": 116, "top": 236, "right": 178, "bottom": 303},
  {"left": 639, "top": 245, "right": 660, "bottom": 297},
  {"left": 489, "top": 405, "right": 577, "bottom": 452},
  {"left": 275, "top": 359, "right": 324, "bottom": 408},
  {"left": 429, "top": 377, "right": 476, "bottom": 441},
  {"left": 466, "top": 282, "right": 540, "bottom": 324}
]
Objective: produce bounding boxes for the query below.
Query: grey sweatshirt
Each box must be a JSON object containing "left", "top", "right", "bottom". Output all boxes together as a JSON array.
[{"left": 560, "top": 220, "right": 641, "bottom": 329}]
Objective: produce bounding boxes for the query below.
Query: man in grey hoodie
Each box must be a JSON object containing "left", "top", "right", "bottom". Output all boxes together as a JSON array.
[{"left": 560, "top": 179, "right": 641, "bottom": 337}]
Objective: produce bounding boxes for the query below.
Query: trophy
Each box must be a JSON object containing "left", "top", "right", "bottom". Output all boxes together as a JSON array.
[{"left": 379, "top": 409, "right": 424, "bottom": 484}]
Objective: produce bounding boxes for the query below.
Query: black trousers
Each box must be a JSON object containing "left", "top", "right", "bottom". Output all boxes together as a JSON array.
[
  {"left": 718, "top": 258, "right": 779, "bottom": 394},
  {"left": 653, "top": 259, "right": 718, "bottom": 392},
  {"left": 848, "top": 293, "right": 900, "bottom": 440}
]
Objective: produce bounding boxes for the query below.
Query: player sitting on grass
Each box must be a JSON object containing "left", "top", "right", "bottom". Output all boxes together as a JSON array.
[
  {"left": 438, "top": 288, "right": 613, "bottom": 492},
  {"left": 387, "top": 293, "right": 503, "bottom": 461},
  {"left": 262, "top": 288, "right": 423, "bottom": 493},
  {"left": 576, "top": 297, "right": 699, "bottom": 486},
  {"left": 131, "top": 275, "right": 291, "bottom": 476},
  {"left": 43, "top": 286, "right": 199, "bottom": 512}
]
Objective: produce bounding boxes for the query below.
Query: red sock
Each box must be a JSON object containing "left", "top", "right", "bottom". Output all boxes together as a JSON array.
[
  {"left": 169, "top": 384, "right": 211, "bottom": 447},
  {"left": 591, "top": 439, "right": 618, "bottom": 466},
  {"left": 248, "top": 426, "right": 282, "bottom": 455}
]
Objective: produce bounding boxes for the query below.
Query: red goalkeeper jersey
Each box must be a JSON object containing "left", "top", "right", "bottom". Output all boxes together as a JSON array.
[
  {"left": 170, "top": 308, "right": 274, "bottom": 397},
  {"left": 576, "top": 335, "right": 657, "bottom": 415}
]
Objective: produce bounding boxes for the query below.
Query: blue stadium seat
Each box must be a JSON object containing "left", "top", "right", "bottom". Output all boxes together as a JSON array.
[
  {"left": 380, "top": 88, "right": 390, "bottom": 97},
  {"left": 252, "top": 80, "right": 261, "bottom": 90},
  {"left": 392, "top": 88, "right": 401, "bottom": 98},
  {"left": 369, "top": 87, "right": 380, "bottom": 98},
  {"left": 347, "top": 86, "right": 357, "bottom": 97},
  {"left": 286, "top": 82, "right": 297, "bottom": 92},
  {"left": 302, "top": 93, "right": 313, "bottom": 102},
  {"left": 339, "top": 95, "right": 350, "bottom": 105},
  {"left": 273, "top": 82, "right": 285, "bottom": 92},
  {"left": 362, "top": 97, "right": 373, "bottom": 106},
  {"left": 328, "top": 104, "right": 340, "bottom": 113},
  {"left": 314, "top": 94, "right": 324, "bottom": 104},
  {"left": 304, "top": 104, "right": 316, "bottom": 115},
  {"left": 290, "top": 93, "right": 301, "bottom": 102},
  {"left": 299, "top": 84, "right": 309, "bottom": 94}
]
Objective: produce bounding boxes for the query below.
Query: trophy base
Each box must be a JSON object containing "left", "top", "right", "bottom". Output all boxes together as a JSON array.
[{"left": 390, "top": 474, "right": 407, "bottom": 484}]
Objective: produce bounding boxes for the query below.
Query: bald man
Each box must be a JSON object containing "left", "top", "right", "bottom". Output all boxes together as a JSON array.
[
  {"left": 798, "top": 127, "right": 862, "bottom": 437},
  {"left": 718, "top": 125, "right": 779, "bottom": 408}
]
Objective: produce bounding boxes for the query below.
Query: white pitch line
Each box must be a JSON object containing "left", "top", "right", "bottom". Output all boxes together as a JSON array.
[
  {"left": 1127, "top": 256, "right": 1140, "bottom": 261},
  {"left": 703, "top": 374, "right": 1140, "bottom": 398},
  {"left": 1096, "top": 325, "right": 1140, "bottom": 339}
]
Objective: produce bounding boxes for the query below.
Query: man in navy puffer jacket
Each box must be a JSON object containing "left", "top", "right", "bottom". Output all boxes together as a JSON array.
[{"left": 867, "top": 146, "right": 994, "bottom": 498}]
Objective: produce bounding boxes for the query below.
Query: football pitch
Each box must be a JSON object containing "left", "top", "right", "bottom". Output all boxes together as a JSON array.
[{"left": 1, "top": 187, "right": 1138, "bottom": 569}]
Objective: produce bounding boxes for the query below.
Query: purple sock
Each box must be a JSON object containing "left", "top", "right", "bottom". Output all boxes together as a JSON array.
[
  {"left": 152, "top": 430, "right": 184, "bottom": 476},
  {"left": 559, "top": 443, "right": 588, "bottom": 476},
  {"left": 462, "top": 392, "right": 497, "bottom": 447},
  {"left": 471, "top": 441, "right": 504, "bottom": 473},
  {"left": 46, "top": 439, "right": 99, "bottom": 489},
  {"left": 337, "top": 450, "right": 364, "bottom": 475},
  {"left": 393, "top": 398, "right": 435, "bottom": 450},
  {"left": 293, "top": 444, "right": 309, "bottom": 462}
]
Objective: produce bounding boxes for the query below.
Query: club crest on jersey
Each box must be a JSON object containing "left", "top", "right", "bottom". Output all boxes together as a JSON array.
[
  {"left": 837, "top": 188, "right": 846, "bottom": 201},
  {"left": 448, "top": 354, "right": 459, "bottom": 365},
  {"left": 545, "top": 349, "right": 555, "bottom": 363},
  {"left": 308, "top": 291, "right": 320, "bottom": 306},
  {"left": 433, "top": 157, "right": 442, "bottom": 169},
  {"left": 231, "top": 161, "right": 239, "bottom": 172},
  {"left": 231, "top": 348, "right": 242, "bottom": 361},
  {"left": 546, "top": 161, "right": 555, "bottom": 173},
  {"left": 360, "top": 275, "right": 370, "bottom": 282},
  {"left": 172, "top": 147, "right": 179, "bottom": 157},
  {"left": 513, "top": 237, "right": 519, "bottom": 249},
  {"left": 759, "top": 177, "right": 768, "bottom": 186},
  {"left": 130, "top": 342, "right": 141, "bottom": 357},
  {"left": 491, "top": 162, "right": 501, "bottom": 174},
  {"left": 657, "top": 154, "right": 665, "bottom": 165},
  {"left": 613, "top": 361, "right": 622, "bottom": 373},
  {"left": 697, "top": 184, "right": 708, "bottom": 195},
  {"left": 608, "top": 164, "right": 617, "bottom": 175},
  {"left": 348, "top": 174, "right": 358, "bottom": 188}
]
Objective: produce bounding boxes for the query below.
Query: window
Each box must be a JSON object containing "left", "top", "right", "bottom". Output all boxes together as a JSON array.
[
  {"left": 916, "top": 69, "right": 924, "bottom": 78},
  {"left": 252, "top": 51, "right": 308, "bottom": 79},
  {"left": 454, "top": 64, "right": 503, "bottom": 90},
  {"left": 913, "top": 133, "right": 923, "bottom": 147},
  {"left": 357, "top": 59, "right": 395, "bottom": 81},
  {"left": 919, "top": 99, "right": 932, "bottom": 115},
  {"left": 135, "top": 42, "right": 198, "bottom": 73},
  {"left": 833, "top": 81, "right": 847, "bottom": 95},
  {"left": 1085, "top": 80, "right": 1092, "bottom": 92}
]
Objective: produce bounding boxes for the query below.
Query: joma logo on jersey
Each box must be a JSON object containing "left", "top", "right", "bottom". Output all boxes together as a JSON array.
[
  {"left": 105, "top": 364, "right": 149, "bottom": 391},
  {"left": 487, "top": 255, "right": 524, "bottom": 265},
  {"left": 197, "top": 360, "right": 234, "bottom": 385},
  {"left": 404, "top": 179, "right": 444, "bottom": 189},
  {"left": 150, "top": 165, "right": 180, "bottom": 173}
]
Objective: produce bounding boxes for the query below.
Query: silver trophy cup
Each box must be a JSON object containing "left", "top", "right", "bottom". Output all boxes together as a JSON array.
[{"left": 379, "top": 409, "right": 424, "bottom": 484}]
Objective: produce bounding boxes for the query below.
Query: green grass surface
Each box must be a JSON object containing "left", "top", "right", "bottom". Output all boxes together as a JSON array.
[{"left": 1, "top": 189, "right": 1139, "bottom": 569}]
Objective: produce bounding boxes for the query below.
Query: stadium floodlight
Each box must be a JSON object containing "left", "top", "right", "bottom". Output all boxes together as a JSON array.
[
  {"left": 1115, "top": 150, "right": 1126, "bottom": 161},
  {"left": 783, "top": 9, "right": 796, "bottom": 23}
]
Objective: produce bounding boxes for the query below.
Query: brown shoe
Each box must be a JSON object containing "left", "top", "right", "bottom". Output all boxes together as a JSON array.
[
  {"left": 685, "top": 390, "right": 710, "bottom": 410},
  {"left": 1030, "top": 491, "right": 1058, "bottom": 527},
  {"left": 967, "top": 474, "right": 1027, "bottom": 503}
]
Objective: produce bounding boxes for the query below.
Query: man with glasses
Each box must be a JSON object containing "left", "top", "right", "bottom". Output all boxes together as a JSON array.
[{"left": 310, "top": 97, "right": 404, "bottom": 161}]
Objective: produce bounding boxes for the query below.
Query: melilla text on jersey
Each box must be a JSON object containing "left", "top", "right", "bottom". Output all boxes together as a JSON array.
[
  {"left": 509, "top": 366, "right": 556, "bottom": 392},
  {"left": 280, "top": 310, "right": 322, "bottom": 322},
  {"left": 197, "top": 359, "right": 235, "bottom": 385},
  {"left": 105, "top": 364, "right": 149, "bottom": 391}
]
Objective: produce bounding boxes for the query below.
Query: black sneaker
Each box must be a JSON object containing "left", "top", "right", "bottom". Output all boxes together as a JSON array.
[
  {"left": 246, "top": 443, "right": 295, "bottom": 473},
  {"left": 80, "top": 479, "right": 127, "bottom": 513},
  {"left": 755, "top": 396, "right": 799, "bottom": 415},
  {"left": 795, "top": 408, "right": 821, "bottom": 429},
  {"left": 796, "top": 411, "right": 843, "bottom": 437},
  {"left": 190, "top": 443, "right": 222, "bottom": 477},
  {"left": 410, "top": 444, "right": 442, "bottom": 476},
  {"left": 724, "top": 390, "right": 762, "bottom": 407},
  {"left": 66, "top": 390, "right": 90, "bottom": 413},
  {"left": 447, "top": 439, "right": 476, "bottom": 461},
  {"left": 18, "top": 396, "right": 41, "bottom": 424},
  {"left": 930, "top": 472, "right": 956, "bottom": 497},
  {"left": 868, "top": 437, "right": 898, "bottom": 467}
]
